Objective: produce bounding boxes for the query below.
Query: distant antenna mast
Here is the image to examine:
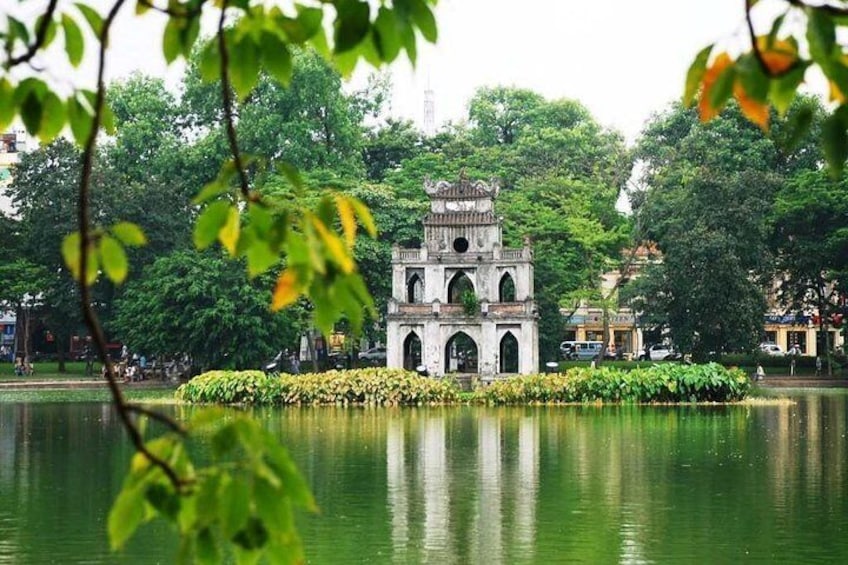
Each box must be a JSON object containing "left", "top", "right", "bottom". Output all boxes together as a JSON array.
[{"left": 423, "top": 85, "right": 435, "bottom": 136}]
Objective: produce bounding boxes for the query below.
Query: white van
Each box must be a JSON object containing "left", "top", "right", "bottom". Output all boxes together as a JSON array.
[{"left": 560, "top": 341, "right": 604, "bottom": 361}]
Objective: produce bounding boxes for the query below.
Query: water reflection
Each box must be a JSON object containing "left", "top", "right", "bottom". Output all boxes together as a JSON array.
[{"left": 1, "top": 394, "right": 847, "bottom": 563}]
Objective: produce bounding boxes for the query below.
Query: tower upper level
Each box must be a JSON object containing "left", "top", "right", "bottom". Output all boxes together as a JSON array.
[{"left": 422, "top": 176, "right": 501, "bottom": 254}]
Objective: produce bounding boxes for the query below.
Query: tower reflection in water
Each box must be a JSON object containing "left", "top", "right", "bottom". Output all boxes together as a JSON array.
[{"left": 385, "top": 411, "right": 539, "bottom": 563}]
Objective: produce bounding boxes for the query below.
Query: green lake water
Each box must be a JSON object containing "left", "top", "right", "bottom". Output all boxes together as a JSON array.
[{"left": 1, "top": 391, "right": 847, "bottom": 563}]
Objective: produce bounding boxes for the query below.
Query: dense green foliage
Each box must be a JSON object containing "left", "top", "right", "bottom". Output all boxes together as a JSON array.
[
  {"left": 177, "top": 364, "right": 750, "bottom": 406},
  {"left": 177, "top": 368, "right": 460, "bottom": 405},
  {"left": 630, "top": 99, "right": 845, "bottom": 360},
  {"left": 111, "top": 250, "right": 303, "bottom": 370},
  {"left": 481, "top": 363, "right": 750, "bottom": 404}
]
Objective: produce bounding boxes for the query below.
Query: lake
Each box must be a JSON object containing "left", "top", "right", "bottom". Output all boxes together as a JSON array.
[{"left": 1, "top": 390, "right": 847, "bottom": 563}]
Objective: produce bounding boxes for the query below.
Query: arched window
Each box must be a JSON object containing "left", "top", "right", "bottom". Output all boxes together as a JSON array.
[
  {"left": 407, "top": 273, "right": 423, "bottom": 303},
  {"left": 500, "top": 332, "right": 519, "bottom": 373},
  {"left": 499, "top": 273, "right": 516, "bottom": 302},
  {"left": 403, "top": 332, "right": 422, "bottom": 370},
  {"left": 445, "top": 332, "right": 478, "bottom": 373},
  {"left": 447, "top": 271, "right": 474, "bottom": 303}
]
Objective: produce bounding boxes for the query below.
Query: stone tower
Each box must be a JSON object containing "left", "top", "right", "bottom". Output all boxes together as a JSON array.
[{"left": 386, "top": 177, "right": 538, "bottom": 378}]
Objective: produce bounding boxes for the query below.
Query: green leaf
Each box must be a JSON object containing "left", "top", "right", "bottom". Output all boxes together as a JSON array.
[
  {"left": 708, "top": 64, "right": 735, "bottom": 111},
  {"left": 0, "top": 78, "right": 15, "bottom": 132},
  {"left": 220, "top": 475, "right": 251, "bottom": 539},
  {"left": 111, "top": 222, "right": 147, "bottom": 246},
  {"left": 232, "top": 517, "right": 269, "bottom": 550},
  {"left": 399, "top": 18, "right": 417, "bottom": 65},
  {"left": 373, "top": 7, "right": 401, "bottom": 61},
  {"left": 246, "top": 240, "right": 278, "bottom": 278},
  {"left": 145, "top": 483, "right": 181, "bottom": 521},
  {"left": 296, "top": 6, "right": 323, "bottom": 41},
  {"left": 409, "top": 0, "right": 438, "bottom": 43},
  {"left": 182, "top": 16, "right": 201, "bottom": 58},
  {"left": 8, "top": 17, "right": 30, "bottom": 45},
  {"left": 20, "top": 92, "right": 43, "bottom": 136},
  {"left": 260, "top": 32, "right": 292, "bottom": 86},
  {"left": 62, "top": 232, "right": 82, "bottom": 280},
  {"left": 229, "top": 34, "right": 261, "bottom": 100},
  {"left": 770, "top": 62, "right": 807, "bottom": 115},
  {"left": 67, "top": 95, "right": 93, "bottom": 145},
  {"left": 100, "top": 235, "right": 129, "bottom": 284},
  {"left": 807, "top": 9, "right": 836, "bottom": 63},
  {"left": 198, "top": 40, "right": 221, "bottom": 82},
  {"left": 196, "top": 528, "right": 220, "bottom": 565},
  {"left": 734, "top": 53, "right": 769, "bottom": 102},
  {"left": 163, "top": 18, "right": 182, "bottom": 64},
  {"left": 62, "top": 14, "right": 85, "bottom": 67},
  {"left": 39, "top": 92, "right": 66, "bottom": 143},
  {"left": 334, "top": 0, "right": 370, "bottom": 54},
  {"left": 108, "top": 484, "right": 146, "bottom": 550},
  {"left": 782, "top": 105, "right": 814, "bottom": 152},
  {"left": 75, "top": 3, "right": 103, "bottom": 36},
  {"left": 822, "top": 109, "right": 848, "bottom": 177},
  {"left": 194, "top": 201, "right": 231, "bottom": 249}
]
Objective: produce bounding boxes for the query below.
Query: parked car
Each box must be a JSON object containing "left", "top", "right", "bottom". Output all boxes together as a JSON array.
[
  {"left": 758, "top": 342, "right": 785, "bottom": 356},
  {"left": 639, "top": 343, "right": 678, "bottom": 361},
  {"left": 358, "top": 346, "right": 387, "bottom": 362},
  {"left": 560, "top": 341, "right": 604, "bottom": 361}
]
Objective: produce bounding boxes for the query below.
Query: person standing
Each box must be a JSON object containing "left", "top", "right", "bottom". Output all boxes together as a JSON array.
[
  {"left": 756, "top": 363, "right": 765, "bottom": 382},
  {"left": 816, "top": 355, "right": 822, "bottom": 377}
]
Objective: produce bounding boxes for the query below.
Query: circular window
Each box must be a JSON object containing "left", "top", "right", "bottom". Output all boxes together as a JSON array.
[{"left": 453, "top": 237, "right": 469, "bottom": 253}]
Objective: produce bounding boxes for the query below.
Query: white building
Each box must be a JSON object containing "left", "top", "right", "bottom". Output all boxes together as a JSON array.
[{"left": 386, "top": 177, "right": 539, "bottom": 378}]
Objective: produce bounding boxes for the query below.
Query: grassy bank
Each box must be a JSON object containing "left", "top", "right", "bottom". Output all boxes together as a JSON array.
[{"left": 0, "top": 360, "right": 99, "bottom": 380}]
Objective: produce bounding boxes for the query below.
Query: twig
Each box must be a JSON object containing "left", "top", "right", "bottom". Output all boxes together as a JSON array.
[
  {"left": 77, "top": 0, "right": 184, "bottom": 490},
  {"left": 217, "top": 0, "right": 251, "bottom": 198},
  {"left": 126, "top": 404, "right": 185, "bottom": 434},
  {"left": 138, "top": 0, "right": 206, "bottom": 18},
  {"left": 6, "top": 0, "right": 60, "bottom": 67}
]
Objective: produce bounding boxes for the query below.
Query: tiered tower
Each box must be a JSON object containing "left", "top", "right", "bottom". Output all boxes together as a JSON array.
[{"left": 386, "top": 177, "right": 538, "bottom": 378}]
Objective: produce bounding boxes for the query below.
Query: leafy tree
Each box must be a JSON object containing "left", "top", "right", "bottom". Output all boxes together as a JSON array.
[
  {"left": 0, "top": 259, "right": 50, "bottom": 362},
  {"left": 633, "top": 103, "right": 792, "bottom": 359},
  {"left": 468, "top": 86, "right": 545, "bottom": 146},
  {"left": 770, "top": 170, "right": 848, "bottom": 371},
  {"left": 113, "top": 250, "right": 303, "bottom": 370},
  {"left": 362, "top": 118, "right": 423, "bottom": 181}
]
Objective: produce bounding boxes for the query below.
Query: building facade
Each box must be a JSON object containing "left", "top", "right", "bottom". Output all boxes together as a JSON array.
[{"left": 386, "top": 177, "right": 539, "bottom": 378}]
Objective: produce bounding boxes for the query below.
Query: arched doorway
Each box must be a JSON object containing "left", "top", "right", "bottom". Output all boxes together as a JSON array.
[
  {"left": 407, "top": 274, "right": 423, "bottom": 303},
  {"left": 500, "top": 332, "right": 519, "bottom": 373},
  {"left": 445, "top": 332, "right": 478, "bottom": 373},
  {"left": 499, "top": 273, "right": 516, "bottom": 302},
  {"left": 403, "top": 332, "right": 422, "bottom": 370},
  {"left": 447, "top": 271, "right": 474, "bottom": 303}
]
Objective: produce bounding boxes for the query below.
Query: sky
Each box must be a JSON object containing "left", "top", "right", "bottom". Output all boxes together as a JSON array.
[{"left": 44, "top": 0, "right": 747, "bottom": 144}]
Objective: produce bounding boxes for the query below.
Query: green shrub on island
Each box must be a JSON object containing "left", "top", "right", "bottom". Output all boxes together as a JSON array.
[
  {"left": 479, "top": 363, "right": 750, "bottom": 404},
  {"left": 176, "top": 368, "right": 460, "bottom": 405}
]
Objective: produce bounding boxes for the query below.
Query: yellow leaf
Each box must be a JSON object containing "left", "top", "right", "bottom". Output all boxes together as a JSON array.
[
  {"left": 699, "top": 52, "right": 733, "bottom": 122},
  {"left": 311, "top": 216, "right": 355, "bottom": 274},
  {"left": 335, "top": 195, "right": 357, "bottom": 249},
  {"left": 830, "top": 54, "right": 848, "bottom": 103},
  {"left": 348, "top": 196, "right": 377, "bottom": 237},
  {"left": 218, "top": 206, "right": 240, "bottom": 256},
  {"left": 272, "top": 269, "right": 301, "bottom": 311},
  {"left": 756, "top": 37, "right": 797, "bottom": 75},
  {"left": 734, "top": 82, "right": 770, "bottom": 131}
]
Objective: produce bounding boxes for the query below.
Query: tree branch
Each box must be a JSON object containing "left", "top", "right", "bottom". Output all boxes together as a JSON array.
[
  {"left": 77, "top": 0, "right": 185, "bottom": 491},
  {"left": 217, "top": 1, "right": 251, "bottom": 199},
  {"left": 138, "top": 0, "right": 206, "bottom": 19},
  {"left": 6, "top": 0, "right": 60, "bottom": 67}
]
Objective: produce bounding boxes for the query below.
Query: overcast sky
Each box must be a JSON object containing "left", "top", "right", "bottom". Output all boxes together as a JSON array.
[{"left": 79, "top": 0, "right": 747, "bottom": 144}]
